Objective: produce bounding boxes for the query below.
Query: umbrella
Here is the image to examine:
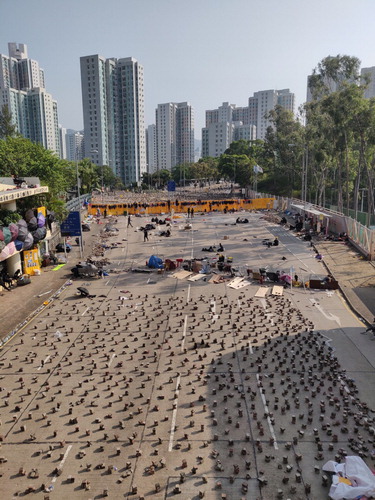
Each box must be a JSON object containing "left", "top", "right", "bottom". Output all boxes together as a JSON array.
[
  {"left": 27, "top": 217, "right": 38, "bottom": 232},
  {"left": 25, "top": 209, "right": 35, "bottom": 222},
  {"left": 0, "top": 245, "right": 11, "bottom": 261},
  {"left": 32, "top": 226, "right": 47, "bottom": 243},
  {"left": 9, "top": 223, "right": 19, "bottom": 241},
  {"left": 0, "top": 242, "right": 16, "bottom": 261},
  {"left": 14, "top": 239, "right": 24, "bottom": 251},
  {"left": 17, "top": 220, "right": 28, "bottom": 241},
  {"left": 280, "top": 274, "right": 292, "bottom": 284},
  {"left": 2, "top": 227, "right": 12, "bottom": 245},
  {"left": 37, "top": 213, "right": 46, "bottom": 228},
  {"left": 77, "top": 287, "right": 96, "bottom": 298},
  {"left": 23, "top": 232, "right": 34, "bottom": 250}
]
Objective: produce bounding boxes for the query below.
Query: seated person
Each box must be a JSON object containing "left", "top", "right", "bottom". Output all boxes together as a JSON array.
[
  {"left": 13, "top": 269, "right": 21, "bottom": 279},
  {"left": 218, "top": 254, "right": 225, "bottom": 263},
  {"left": 273, "top": 237, "right": 279, "bottom": 246},
  {"left": 202, "top": 245, "right": 216, "bottom": 252},
  {"left": 0, "top": 270, "right": 13, "bottom": 289},
  {"left": 217, "top": 243, "right": 224, "bottom": 252},
  {"left": 0, "top": 276, "right": 12, "bottom": 291},
  {"left": 280, "top": 216, "right": 287, "bottom": 224},
  {"left": 12, "top": 175, "right": 26, "bottom": 187}
]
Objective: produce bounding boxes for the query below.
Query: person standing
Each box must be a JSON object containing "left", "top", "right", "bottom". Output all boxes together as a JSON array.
[
  {"left": 187, "top": 207, "right": 191, "bottom": 218},
  {"left": 143, "top": 228, "right": 149, "bottom": 241},
  {"left": 127, "top": 215, "right": 133, "bottom": 227},
  {"left": 191, "top": 208, "right": 194, "bottom": 218}
]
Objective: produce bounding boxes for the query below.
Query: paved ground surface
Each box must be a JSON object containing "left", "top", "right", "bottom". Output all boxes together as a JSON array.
[
  {"left": 0, "top": 211, "right": 374, "bottom": 500},
  {"left": 313, "top": 239, "right": 375, "bottom": 324}
]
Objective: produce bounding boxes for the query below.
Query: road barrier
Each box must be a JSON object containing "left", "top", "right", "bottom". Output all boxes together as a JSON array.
[{"left": 88, "top": 197, "right": 275, "bottom": 217}]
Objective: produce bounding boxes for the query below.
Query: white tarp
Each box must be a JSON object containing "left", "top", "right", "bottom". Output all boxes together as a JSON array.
[{"left": 323, "top": 456, "right": 375, "bottom": 500}]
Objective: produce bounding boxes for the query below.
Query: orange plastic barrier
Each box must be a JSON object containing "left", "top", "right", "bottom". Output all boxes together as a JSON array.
[{"left": 88, "top": 198, "right": 275, "bottom": 217}]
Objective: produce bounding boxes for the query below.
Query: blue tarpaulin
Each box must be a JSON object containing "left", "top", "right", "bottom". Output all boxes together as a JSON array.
[{"left": 148, "top": 255, "right": 163, "bottom": 269}]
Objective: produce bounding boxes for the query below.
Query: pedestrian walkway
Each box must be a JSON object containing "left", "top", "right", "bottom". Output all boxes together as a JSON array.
[
  {"left": 0, "top": 216, "right": 102, "bottom": 339},
  {"left": 314, "top": 239, "right": 375, "bottom": 324}
]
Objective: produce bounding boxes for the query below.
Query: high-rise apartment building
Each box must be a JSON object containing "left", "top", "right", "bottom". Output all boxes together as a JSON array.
[
  {"left": 202, "top": 121, "right": 235, "bottom": 158},
  {"left": 253, "top": 89, "right": 295, "bottom": 140},
  {"left": 146, "top": 124, "right": 157, "bottom": 173},
  {"left": 361, "top": 67, "right": 375, "bottom": 99},
  {"left": 155, "top": 101, "right": 194, "bottom": 171},
  {"left": 60, "top": 129, "right": 85, "bottom": 162},
  {"left": 80, "top": 54, "right": 146, "bottom": 185},
  {"left": 0, "top": 43, "right": 61, "bottom": 156},
  {"left": 202, "top": 90, "right": 295, "bottom": 155}
]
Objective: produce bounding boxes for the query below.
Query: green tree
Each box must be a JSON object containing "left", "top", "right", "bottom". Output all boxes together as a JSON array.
[
  {"left": 152, "top": 169, "right": 171, "bottom": 188},
  {"left": 0, "top": 136, "right": 74, "bottom": 198},
  {"left": 93, "top": 164, "right": 123, "bottom": 191},
  {"left": 0, "top": 105, "right": 18, "bottom": 139},
  {"left": 308, "top": 54, "right": 361, "bottom": 100},
  {"left": 218, "top": 154, "right": 254, "bottom": 188},
  {"left": 224, "top": 139, "right": 253, "bottom": 157},
  {"left": 264, "top": 105, "right": 305, "bottom": 197},
  {"left": 171, "top": 163, "right": 192, "bottom": 185},
  {"left": 78, "top": 158, "right": 100, "bottom": 193}
]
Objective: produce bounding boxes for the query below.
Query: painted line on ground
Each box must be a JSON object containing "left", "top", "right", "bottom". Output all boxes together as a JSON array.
[
  {"left": 108, "top": 353, "right": 116, "bottom": 367},
  {"left": 181, "top": 315, "right": 188, "bottom": 352},
  {"left": 168, "top": 375, "right": 181, "bottom": 452},
  {"left": 51, "top": 444, "right": 73, "bottom": 483},
  {"left": 37, "top": 355, "right": 51, "bottom": 371},
  {"left": 256, "top": 374, "right": 278, "bottom": 450},
  {"left": 309, "top": 298, "right": 341, "bottom": 325},
  {"left": 81, "top": 306, "right": 90, "bottom": 316}
]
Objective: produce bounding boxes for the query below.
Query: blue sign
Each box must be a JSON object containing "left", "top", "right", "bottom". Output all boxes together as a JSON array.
[
  {"left": 167, "top": 180, "right": 176, "bottom": 192},
  {"left": 60, "top": 211, "right": 82, "bottom": 237}
]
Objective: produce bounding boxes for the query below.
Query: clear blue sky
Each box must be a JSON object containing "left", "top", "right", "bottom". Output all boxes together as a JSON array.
[{"left": 1, "top": 0, "right": 374, "bottom": 137}]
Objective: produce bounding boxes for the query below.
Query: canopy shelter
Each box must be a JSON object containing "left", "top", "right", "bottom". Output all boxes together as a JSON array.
[{"left": 291, "top": 204, "right": 332, "bottom": 234}]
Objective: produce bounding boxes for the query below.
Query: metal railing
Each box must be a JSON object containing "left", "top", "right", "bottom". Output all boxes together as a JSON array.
[{"left": 66, "top": 194, "right": 91, "bottom": 212}]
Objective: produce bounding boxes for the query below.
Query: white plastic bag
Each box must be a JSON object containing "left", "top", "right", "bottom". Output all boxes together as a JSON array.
[{"left": 323, "top": 456, "right": 375, "bottom": 500}]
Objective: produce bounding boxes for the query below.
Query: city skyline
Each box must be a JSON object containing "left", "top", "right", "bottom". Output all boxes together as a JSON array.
[{"left": 1, "top": 0, "right": 375, "bottom": 136}]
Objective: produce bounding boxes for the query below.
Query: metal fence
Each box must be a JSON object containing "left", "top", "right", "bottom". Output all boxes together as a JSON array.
[{"left": 66, "top": 194, "right": 91, "bottom": 212}]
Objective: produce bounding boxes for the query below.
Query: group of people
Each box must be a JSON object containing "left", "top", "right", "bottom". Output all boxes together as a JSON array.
[
  {"left": 263, "top": 237, "right": 279, "bottom": 248},
  {"left": 0, "top": 269, "right": 21, "bottom": 291},
  {"left": 201, "top": 243, "right": 224, "bottom": 253}
]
